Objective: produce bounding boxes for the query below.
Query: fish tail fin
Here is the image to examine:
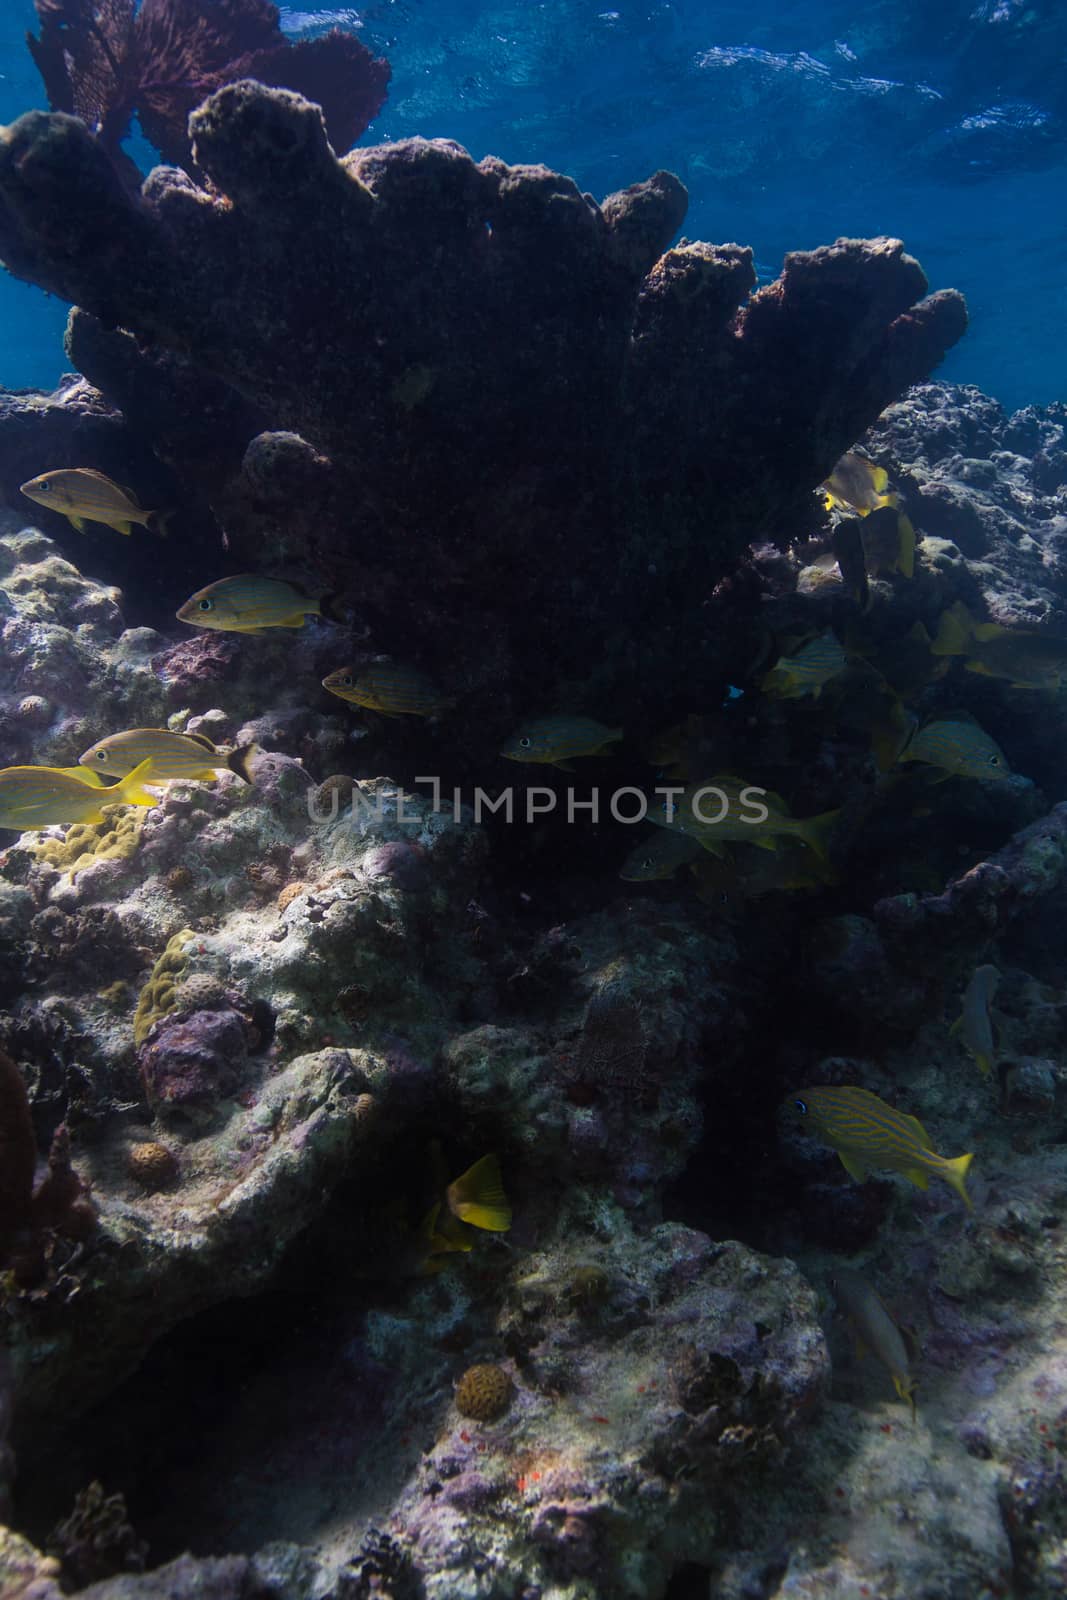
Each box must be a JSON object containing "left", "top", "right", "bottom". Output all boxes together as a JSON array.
[
  {"left": 446, "top": 1153, "right": 512, "bottom": 1232},
  {"left": 796, "top": 809, "right": 840, "bottom": 862},
  {"left": 945, "top": 1152, "right": 974, "bottom": 1210},
  {"left": 146, "top": 508, "right": 175, "bottom": 538},
  {"left": 228, "top": 742, "right": 260, "bottom": 784},
  {"left": 893, "top": 1374, "right": 918, "bottom": 1423},
  {"left": 872, "top": 701, "right": 917, "bottom": 772},
  {"left": 896, "top": 514, "right": 916, "bottom": 579},
  {"left": 115, "top": 758, "right": 161, "bottom": 808},
  {"left": 931, "top": 602, "right": 973, "bottom": 658}
]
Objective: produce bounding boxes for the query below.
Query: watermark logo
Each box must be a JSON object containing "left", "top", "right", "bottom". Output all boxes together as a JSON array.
[{"left": 307, "top": 778, "right": 771, "bottom": 829}]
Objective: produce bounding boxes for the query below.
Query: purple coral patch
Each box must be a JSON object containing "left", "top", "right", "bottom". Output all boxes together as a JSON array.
[{"left": 139, "top": 1008, "right": 249, "bottom": 1120}]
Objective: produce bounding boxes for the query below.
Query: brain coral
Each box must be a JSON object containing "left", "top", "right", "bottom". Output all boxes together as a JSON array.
[{"left": 454, "top": 1363, "right": 514, "bottom": 1423}]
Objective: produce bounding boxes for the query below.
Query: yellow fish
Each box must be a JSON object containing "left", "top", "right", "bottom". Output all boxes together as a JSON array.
[
  {"left": 821, "top": 456, "right": 914, "bottom": 583},
  {"left": 177, "top": 575, "right": 336, "bottom": 634},
  {"left": 761, "top": 632, "right": 850, "bottom": 700},
  {"left": 860, "top": 504, "right": 916, "bottom": 580},
  {"left": 20, "top": 469, "right": 168, "bottom": 536},
  {"left": 833, "top": 1268, "right": 917, "bottom": 1419},
  {"left": 652, "top": 778, "right": 839, "bottom": 861},
  {"left": 501, "top": 716, "right": 622, "bottom": 771},
  {"left": 79, "top": 728, "right": 258, "bottom": 784},
  {"left": 322, "top": 663, "right": 453, "bottom": 718},
  {"left": 0, "top": 759, "right": 159, "bottom": 831},
  {"left": 619, "top": 830, "right": 702, "bottom": 882},
  {"left": 898, "top": 711, "right": 1011, "bottom": 781},
  {"left": 417, "top": 1151, "right": 512, "bottom": 1275},
  {"left": 690, "top": 836, "right": 838, "bottom": 900},
  {"left": 931, "top": 601, "right": 1067, "bottom": 691},
  {"left": 821, "top": 452, "right": 896, "bottom": 516},
  {"left": 950, "top": 964, "right": 999, "bottom": 1077},
  {"left": 790, "top": 1085, "right": 973, "bottom": 1209}
]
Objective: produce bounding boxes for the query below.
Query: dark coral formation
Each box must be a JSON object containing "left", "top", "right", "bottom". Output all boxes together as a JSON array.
[
  {"left": 46, "top": 1480, "right": 146, "bottom": 1588},
  {"left": 0, "top": 1045, "right": 95, "bottom": 1285},
  {"left": 0, "top": 83, "right": 965, "bottom": 749},
  {"left": 26, "top": 0, "right": 389, "bottom": 172}
]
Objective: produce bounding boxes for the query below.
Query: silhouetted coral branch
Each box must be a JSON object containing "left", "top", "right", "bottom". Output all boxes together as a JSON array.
[
  {"left": 0, "top": 1046, "right": 36, "bottom": 1266},
  {"left": 25, "top": 0, "right": 389, "bottom": 170},
  {"left": 0, "top": 1045, "right": 96, "bottom": 1285}
]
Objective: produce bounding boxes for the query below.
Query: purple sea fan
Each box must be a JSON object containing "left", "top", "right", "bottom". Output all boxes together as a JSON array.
[{"left": 26, "top": 0, "right": 390, "bottom": 174}]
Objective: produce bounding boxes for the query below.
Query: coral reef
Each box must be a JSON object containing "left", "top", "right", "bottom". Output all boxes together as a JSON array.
[
  {"left": 0, "top": 88, "right": 965, "bottom": 743},
  {"left": 3, "top": 37, "right": 1067, "bottom": 1587}
]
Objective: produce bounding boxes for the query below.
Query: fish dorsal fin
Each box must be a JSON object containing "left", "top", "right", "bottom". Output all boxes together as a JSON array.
[
  {"left": 971, "top": 621, "right": 1010, "bottom": 642},
  {"left": 924, "top": 708, "right": 981, "bottom": 730},
  {"left": 446, "top": 1153, "right": 512, "bottom": 1232},
  {"left": 186, "top": 732, "right": 219, "bottom": 752}
]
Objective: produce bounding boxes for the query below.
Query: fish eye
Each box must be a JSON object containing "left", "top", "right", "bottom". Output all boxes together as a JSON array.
[
  {"left": 198, "top": 598, "right": 214, "bottom": 612},
  {"left": 38, "top": 478, "right": 50, "bottom": 491},
  {"left": 342, "top": 675, "right": 353, "bottom": 687},
  {"left": 96, "top": 751, "right": 108, "bottom": 762},
  {"left": 989, "top": 754, "right": 1001, "bottom": 766},
  {"left": 520, "top": 736, "right": 531, "bottom": 748},
  {"left": 794, "top": 1098, "right": 809, "bottom": 1115}
]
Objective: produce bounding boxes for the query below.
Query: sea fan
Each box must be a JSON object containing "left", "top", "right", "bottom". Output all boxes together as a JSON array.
[{"left": 26, "top": 0, "right": 390, "bottom": 171}]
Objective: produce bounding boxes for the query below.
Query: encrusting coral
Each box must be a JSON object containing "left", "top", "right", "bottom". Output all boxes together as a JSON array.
[
  {"left": 131, "top": 927, "right": 193, "bottom": 1046},
  {"left": 32, "top": 806, "right": 143, "bottom": 881}
]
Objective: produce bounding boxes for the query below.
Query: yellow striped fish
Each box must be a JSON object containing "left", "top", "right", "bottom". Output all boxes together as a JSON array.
[
  {"left": 790, "top": 1085, "right": 973, "bottom": 1209},
  {"left": 619, "top": 830, "right": 702, "bottom": 882},
  {"left": 500, "top": 716, "right": 622, "bottom": 770},
  {"left": 898, "top": 712, "right": 1011, "bottom": 781},
  {"left": 79, "top": 729, "right": 257, "bottom": 784},
  {"left": 833, "top": 1268, "right": 917, "bottom": 1419},
  {"left": 0, "top": 759, "right": 160, "bottom": 831},
  {"left": 20, "top": 469, "right": 167, "bottom": 536},
  {"left": 931, "top": 601, "right": 1067, "bottom": 690},
  {"left": 761, "top": 632, "right": 850, "bottom": 700},
  {"left": 651, "top": 778, "right": 839, "bottom": 861},
  {"left": 322, "top": 663, "right": 453, "bottom": 718},
  {"left": 176, "top": 576, "right": 331, "bottom": 634}
]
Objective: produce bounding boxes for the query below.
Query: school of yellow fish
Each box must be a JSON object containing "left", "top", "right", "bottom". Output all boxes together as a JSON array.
[{"left": 6, "top": 449, "right": 1053, "bottom": 1407}]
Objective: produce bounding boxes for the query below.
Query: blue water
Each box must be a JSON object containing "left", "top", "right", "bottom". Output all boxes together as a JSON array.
[{"left": 2, "top": 0, "right": 1065, "bottom": 410}]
